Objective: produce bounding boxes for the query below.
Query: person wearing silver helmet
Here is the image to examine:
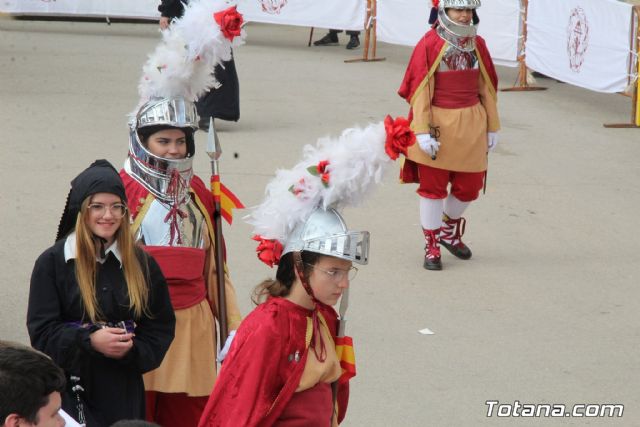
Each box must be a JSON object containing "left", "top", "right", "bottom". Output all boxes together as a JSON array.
[
  {"left": 199, "top": 207, "right": 367, "bottom": 426},
  {"left": 198, "top": 118, "right": 396, "bottom": 426},
  {"left": 398, "top": 0, "right": 501, "bottom": 271},
  {"left": 118, "top": 0, "right": 246, "bottom": 423},
  {"left": 119, "top": 95, "right": 243, "bottom": 427}
]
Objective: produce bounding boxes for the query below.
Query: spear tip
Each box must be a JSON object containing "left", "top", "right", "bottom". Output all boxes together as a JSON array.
[{"left": 206, "top": 117, "right": 222, "bottom": 160}]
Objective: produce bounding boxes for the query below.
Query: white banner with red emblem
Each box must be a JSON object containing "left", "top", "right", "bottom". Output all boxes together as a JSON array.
[
  {"left": 375, "top": 0, "right": 521, "bottom": 67},
  {"left": 526, "top": 0, "right": 633, "bottom": 93},
  {"left": 0, "top": 0, "right": 159, "bottom": 19},
  {"left": 0, "top": 0, "right": 366, "bottom": 30},
  {"left": 237, "top": 0, "right": 365, "bottom": 31}
]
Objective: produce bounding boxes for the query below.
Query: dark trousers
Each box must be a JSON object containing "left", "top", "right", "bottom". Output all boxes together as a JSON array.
[{"left": 329, "top": 29, "right": 360, "bottom": 37}]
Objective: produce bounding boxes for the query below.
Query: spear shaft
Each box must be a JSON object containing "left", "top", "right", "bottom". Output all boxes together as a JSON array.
[{"left": 206, "top": 118, "right": 229, "bottom": 346}]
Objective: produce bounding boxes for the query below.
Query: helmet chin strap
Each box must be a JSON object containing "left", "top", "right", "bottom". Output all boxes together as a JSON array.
[{"left": 293, "top": 251, "right": 327, "bottom": 362}]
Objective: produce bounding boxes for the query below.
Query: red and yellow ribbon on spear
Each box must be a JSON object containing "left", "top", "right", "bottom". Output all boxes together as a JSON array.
[{"left": 206, "top": 117, "right": 244, "bottom": 345}]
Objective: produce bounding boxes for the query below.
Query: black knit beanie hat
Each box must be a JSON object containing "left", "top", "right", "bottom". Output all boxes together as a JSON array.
[{"left": 55, "top": 159, "right": 127, "bottom": 242}]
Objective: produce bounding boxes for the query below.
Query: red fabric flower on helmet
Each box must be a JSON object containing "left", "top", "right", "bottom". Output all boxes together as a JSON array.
[
  {"left": 214, "top": 6, "right": 244, "bottom": 41},
  {"left": 252, "top": 235, "right": 283, "bottom": 267},
  {"left": 307, "top": 160, "right": 331, "bottom": 188},
  {"left": 383, "top": 115, "right": 416, "bottom": 160}
]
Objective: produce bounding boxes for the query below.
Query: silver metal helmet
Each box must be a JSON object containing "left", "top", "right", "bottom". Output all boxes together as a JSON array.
[
  {"left": 283, "top": 208, "right": 370, "bottom": 265},
  {"left": 440, "top": 0, "right": 481, "bottom": 9},
  {"left": 128, "top": 97, "right": 199, "bottom": 203},
  {"left": 437, "top": 0, "right": 481, "bottom": 52}
]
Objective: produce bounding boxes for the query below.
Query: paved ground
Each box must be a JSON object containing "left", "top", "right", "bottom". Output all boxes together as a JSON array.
[{"left": 1, "top": 16, "right": 639, "bottom": 426}]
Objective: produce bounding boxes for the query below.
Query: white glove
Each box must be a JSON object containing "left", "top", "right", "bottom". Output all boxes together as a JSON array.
[
  {"left": 417, "top": 133, "right": 440, "bottom": 158},
  {"left": 217, "top": 330, "right": 236, "bottom": 363},
  {"left": 487, "top": 132, "right": 499, "bottom": 152}
]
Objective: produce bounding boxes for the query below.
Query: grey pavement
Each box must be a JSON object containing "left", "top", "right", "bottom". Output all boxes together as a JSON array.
[{"left": 1, "top": 17, "right": 639, "bottom": 426}]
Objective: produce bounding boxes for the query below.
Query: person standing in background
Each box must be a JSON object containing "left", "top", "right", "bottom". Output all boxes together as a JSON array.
[
  {"left": 313, "top": 29, "right": 361, "bottom": 50},
  {"left": 398, "top": 0, "right": 500, "bottom": 271},
  {"left": 159, "top": 0, "right": 241, "bottom": 129}
]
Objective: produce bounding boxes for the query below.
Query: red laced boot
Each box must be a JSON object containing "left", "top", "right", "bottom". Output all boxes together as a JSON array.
[
  {"left": 440, "top": 214, "right": 472, "bottom": 260},
  {"left": 422, "top": 228, "right": 442, "bottom": 270}
]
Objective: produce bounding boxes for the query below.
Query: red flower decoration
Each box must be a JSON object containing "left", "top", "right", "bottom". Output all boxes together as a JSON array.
[
  {"left": 384, "top": 115, "right": 416, "bottom": 161},
  {"left": 288, "top": 178, "right": 306, "bottom": 197},
  {"left": 252, "top": 235, "right": 283, "bottom": 267},
  {"left": 317, "top": 160, "right": 330, "bottom": 173},
  {"left": 307, "top": 160, "right": 330, "bottom": 187},
  {"left": 214, "top": 6, "right": 244, "bottom": 42}
]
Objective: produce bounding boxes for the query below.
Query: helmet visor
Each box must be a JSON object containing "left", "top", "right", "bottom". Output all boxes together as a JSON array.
[{"left": 302, "top": 231, "right": 370, "bottom": 265}]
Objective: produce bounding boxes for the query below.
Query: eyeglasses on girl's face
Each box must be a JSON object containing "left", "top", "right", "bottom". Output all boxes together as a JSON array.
[
  {"left": 305, "top": 263, "right": 358, "bottom": 283},
  {"left": 87, "top": 203, "right": 128, "bottom": 219}
]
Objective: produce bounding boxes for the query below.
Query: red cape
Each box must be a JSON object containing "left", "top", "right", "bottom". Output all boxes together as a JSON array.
[{"left": 198, "top": 298, "right": 349, "bottom": 427}]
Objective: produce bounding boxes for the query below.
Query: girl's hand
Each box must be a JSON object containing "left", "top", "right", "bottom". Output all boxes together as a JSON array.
[{"left": 90, "top": 327, "right": 134, "bottom": 359}]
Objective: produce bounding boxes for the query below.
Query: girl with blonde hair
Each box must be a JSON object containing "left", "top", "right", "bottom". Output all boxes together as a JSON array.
[{"left": 28, "top": 160, "right": 175, "bottom": 427}]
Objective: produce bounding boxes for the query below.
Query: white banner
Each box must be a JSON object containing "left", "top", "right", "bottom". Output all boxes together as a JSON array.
[
  {"left": 526, "top": 0, "right": 633, "bottom": 93},
  {"left": 0, "top": 0, "right": 159, "bottom": 19},
  {"left": 0, "top": 0, "right": 365, "bottom": 30},
  {"left": 376, "top": 0, "right": 520, "bottom": 67},
  {"left": 237, "top": 0, "right": 365, "bottom": 31}
]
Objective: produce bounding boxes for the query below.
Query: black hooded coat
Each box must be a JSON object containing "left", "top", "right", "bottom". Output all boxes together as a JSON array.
[{"left": 27, "top": 160, "right": 175, "bottom": 427}]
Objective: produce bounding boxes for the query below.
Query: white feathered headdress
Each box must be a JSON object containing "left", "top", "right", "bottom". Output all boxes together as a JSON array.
[
  {"left": 133, "top": 0, "right": 246, "bottom": 114},
  {"left": 247, "top": 116, "right": 417, "bottom": 267}
]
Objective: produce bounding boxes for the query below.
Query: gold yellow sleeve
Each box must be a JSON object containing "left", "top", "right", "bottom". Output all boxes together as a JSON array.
[
  {"left": 478, "top": 62, "right": 501, "bottom": 133},
  {"left": 410, "top": 78, "right": 436, "bottom": 135}
]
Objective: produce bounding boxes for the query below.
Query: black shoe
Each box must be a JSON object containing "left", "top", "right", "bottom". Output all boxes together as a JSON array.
[
  {"left": 314, "top": 33, "right": 339, "bottom": 46},
  {"left": 346, "top": 36, "right": 360, "bottom": 50},
  {"left": 423, "top": 256, "right": 442, "bottom": 271}
]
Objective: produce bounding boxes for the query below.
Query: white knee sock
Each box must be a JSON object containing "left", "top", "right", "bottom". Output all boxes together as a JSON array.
[
  {"left": 443, "top": 195, "right": 470, "bottom": 219},
  {"left": 419, "top": 197, "right": 444, "bottom": 230}
]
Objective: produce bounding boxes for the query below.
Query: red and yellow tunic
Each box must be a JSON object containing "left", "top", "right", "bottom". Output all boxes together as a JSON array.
[
  {"left": 120, "top": 170, "right": 242, "bottom": 397},
  {"left": 398, "top": 29, "right": 500, "bottom": 176}
]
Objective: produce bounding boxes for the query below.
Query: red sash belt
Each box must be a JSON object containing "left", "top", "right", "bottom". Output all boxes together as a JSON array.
[
  {"left": 143, "top": 246, "right": 207, "bottom": 310},
  {"left": 432, "top": 69, "right": 480, "bottom": 109},
  {"left": 275, "top": 382, "right": 332, "bottom": 427}
]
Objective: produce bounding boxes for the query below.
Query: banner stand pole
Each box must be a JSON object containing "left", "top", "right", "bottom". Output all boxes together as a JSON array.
[
  {"left": 308, "top": 27, "right": 314, "bottom": 47},
  {"left": 502, "top": 0, "right": 546, "bottom": 92},
  {"left": 345, "top": 0, "right": 385, "bottom": 63},
  {"left": 604, "top": 5, "right": 640, "bottom": 129}
]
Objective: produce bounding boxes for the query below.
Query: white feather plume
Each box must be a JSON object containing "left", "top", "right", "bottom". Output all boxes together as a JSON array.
[
  {"left": 134, "top": 0, "right": 245, "bottom": 113},
  {"left": 246, "top": 122, "right": 392, "bottom": 243}
]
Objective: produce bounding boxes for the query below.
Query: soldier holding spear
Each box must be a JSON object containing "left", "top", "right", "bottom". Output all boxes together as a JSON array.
[{"left": 119, "top": 1, "right": 246, "bottom": 425}]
